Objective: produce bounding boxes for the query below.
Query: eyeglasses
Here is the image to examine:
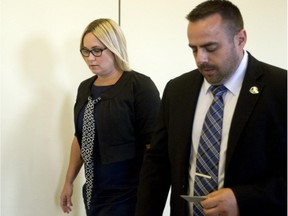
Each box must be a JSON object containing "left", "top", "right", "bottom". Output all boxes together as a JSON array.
[{"left": 80, "top": 47, "right": 107, "bottom": 57}]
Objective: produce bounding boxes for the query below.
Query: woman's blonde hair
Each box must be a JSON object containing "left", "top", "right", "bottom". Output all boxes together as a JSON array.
[{"left": 80, "top": 18, "right": 131, "bottom": 71}]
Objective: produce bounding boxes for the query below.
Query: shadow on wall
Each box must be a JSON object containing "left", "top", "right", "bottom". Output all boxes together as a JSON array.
[{"left": 3, "top": 37, "right": 84, "bottom": 215}]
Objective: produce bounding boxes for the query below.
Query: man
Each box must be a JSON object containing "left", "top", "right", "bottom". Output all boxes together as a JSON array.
[{"left": 135, "top": 0, "right": 287, "bottom": 215}]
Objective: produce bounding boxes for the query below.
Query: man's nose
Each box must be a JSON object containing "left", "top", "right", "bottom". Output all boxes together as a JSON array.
[{"left": 195, "top": 49, "right": 208, "bottom": 65}]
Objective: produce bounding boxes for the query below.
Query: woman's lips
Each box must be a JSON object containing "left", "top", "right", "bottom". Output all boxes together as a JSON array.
[{"left": 89, "top": 64, "right": 99, "bottom": 69}]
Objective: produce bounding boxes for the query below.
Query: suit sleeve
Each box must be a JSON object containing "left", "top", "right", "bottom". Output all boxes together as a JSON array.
[
  {"left": 134, "top": 76, "right": 161, "bottom": 146},
  {"left": 227, "top": 65, "right": 287, "bottom": 215},
  {"left": 135, "top": 81, "right": 172, "bottom": 216}
]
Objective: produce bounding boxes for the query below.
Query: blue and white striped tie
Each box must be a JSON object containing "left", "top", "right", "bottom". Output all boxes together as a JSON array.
[{"left": 193, "top": 85, "right": 227, "bottom": 216}]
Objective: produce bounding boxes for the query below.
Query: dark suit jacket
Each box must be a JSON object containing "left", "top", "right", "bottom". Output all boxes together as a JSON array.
[
  {"left": 74, "top": 71, "right": 160, "bottom": 164},
  {"left": 135, "top": 53, "right": 287, "bottom": 216}
]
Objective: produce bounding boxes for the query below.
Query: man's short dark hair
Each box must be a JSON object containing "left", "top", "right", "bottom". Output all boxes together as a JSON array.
[{"left": 186, "top": 0, "right": 244, "bottom": 36}]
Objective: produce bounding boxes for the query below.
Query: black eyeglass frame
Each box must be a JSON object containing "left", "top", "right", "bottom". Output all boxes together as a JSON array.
[{"left": 80, "top": 47, "right": 108, "bottom": 57}]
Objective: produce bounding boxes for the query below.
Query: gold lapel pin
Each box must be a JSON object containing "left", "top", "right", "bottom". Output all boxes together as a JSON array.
[{"left": 249, "top": 86, "right": 259, "bottom": 94}]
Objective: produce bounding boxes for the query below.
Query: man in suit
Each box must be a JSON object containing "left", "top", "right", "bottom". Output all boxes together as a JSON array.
[{"left": 135, "top": 0, "right": 287, "bottom": 215}]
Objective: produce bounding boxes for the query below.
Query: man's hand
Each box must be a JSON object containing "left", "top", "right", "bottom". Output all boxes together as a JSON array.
[{"left": 200, "top": 188, "right": 240, "bottom": 216}]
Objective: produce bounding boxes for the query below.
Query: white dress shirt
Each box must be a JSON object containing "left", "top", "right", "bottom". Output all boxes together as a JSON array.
[{"left": 188, "top": 51, "right": 248, "bottom": 215}]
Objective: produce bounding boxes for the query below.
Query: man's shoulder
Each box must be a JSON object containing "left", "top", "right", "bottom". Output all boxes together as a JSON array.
[
  {"left": 247, "top": 52, "right": 286, "bottom": 77},
  {"left": 168, "top": 69, "right": 202, "bottom": 86}
]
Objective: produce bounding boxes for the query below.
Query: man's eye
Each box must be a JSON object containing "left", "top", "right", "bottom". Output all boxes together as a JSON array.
[
  {"left": 191, "top": 48, "right": 197, "bottom": 54},
  {"left": 206, "top": 46, "right": 217, "bottom": 52}
]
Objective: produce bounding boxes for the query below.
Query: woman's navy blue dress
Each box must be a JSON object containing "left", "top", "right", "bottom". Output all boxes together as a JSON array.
[{"left": 77, "top": 85, "right": 138, "bottom": 216}]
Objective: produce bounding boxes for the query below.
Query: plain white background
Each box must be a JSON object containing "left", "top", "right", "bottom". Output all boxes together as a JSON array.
[{"left": 1, "top": 0, "right": 286, "bottom": 215}]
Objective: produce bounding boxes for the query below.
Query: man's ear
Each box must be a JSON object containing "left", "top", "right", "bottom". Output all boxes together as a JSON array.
[{"left": 236, "top": 29, "right": 247, "bottom": 47}]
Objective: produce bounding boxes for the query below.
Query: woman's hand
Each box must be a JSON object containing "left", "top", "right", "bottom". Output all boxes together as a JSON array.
[{"left": 60, "top": 183, "right": 74, "bottom": 213}]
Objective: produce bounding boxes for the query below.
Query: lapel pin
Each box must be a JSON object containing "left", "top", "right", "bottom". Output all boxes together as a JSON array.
[{"left": 249, "top": 86, "right": 259, "bottom": 94}]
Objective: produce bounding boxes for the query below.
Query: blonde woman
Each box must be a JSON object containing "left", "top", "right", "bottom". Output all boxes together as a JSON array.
[{"left": 60, "top": 18, "right": 160, "bottom": 216}]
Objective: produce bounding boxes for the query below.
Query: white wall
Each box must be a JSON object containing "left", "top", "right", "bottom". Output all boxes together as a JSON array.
[
  {"left": 1, "top": 1, "right": 118, "bottom": 216},
  {"left": 1, "top": 0, "right": 286, "bottom": 216}
]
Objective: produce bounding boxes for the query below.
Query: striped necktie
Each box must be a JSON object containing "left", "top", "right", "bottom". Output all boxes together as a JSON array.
[{"left": 193, "top": 85, "right": 227, "bottom": 215}]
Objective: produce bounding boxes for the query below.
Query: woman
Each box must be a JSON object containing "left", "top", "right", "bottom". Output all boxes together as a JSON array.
[{"left": 60, "top": 18, "right": 160, "bottom": 216}]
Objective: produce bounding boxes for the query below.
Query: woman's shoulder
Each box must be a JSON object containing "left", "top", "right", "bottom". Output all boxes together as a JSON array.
[
  {"left": 79, "top": 75, "right": 97, "bottom": 87},
  {"left": 123, "top": 71, "right": 155, "bottom": 85},
  {"left": 76, "top": 75, "right": 97, "bottom": 99},
  {"left": 124, "top": 70, "right": 150, "bottom": 79},
  {"left": 121, "top": 71, "right": 159, "bottom": 93}
]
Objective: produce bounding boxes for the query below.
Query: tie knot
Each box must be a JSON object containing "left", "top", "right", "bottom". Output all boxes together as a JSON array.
[
  {"left": 210, "top": 85, "right": 227, "bottom": 97},
  {"left": 88, "top": 96, "right": 101, "bottom": 104}
]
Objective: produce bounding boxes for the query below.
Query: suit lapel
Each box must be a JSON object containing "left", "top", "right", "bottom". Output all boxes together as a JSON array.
[
  {"left": 225, "top": 54, "right": 265, "bottom": 170},
  {"left": 183, "top": 73, "right": 203, "bottom": 134},
  {"left": 178, "top": 72, "right": 203, "bottom": 172}
]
